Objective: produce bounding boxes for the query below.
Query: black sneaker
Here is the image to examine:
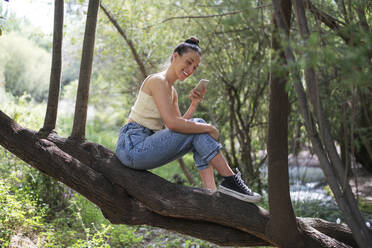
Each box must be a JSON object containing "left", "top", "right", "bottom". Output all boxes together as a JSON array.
[{"left": 218, "top": 169, "right": 262, "bottom": 203}]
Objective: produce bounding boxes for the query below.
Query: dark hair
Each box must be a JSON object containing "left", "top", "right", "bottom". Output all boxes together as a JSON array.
[{"left": 171, "top": 37, "right": 201, "bottom": 62}]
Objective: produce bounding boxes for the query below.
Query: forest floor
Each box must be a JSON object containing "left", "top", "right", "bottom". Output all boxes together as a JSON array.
[
  {"left": 350, "top": 169, "right": 372, "bottom": 203},
  {"left": 289, "top": 150, "right": 372, "bottom": 203}
]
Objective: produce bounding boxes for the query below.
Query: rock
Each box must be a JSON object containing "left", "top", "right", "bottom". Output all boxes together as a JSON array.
[{"left": 9, "top": 234, "right": 37, "bottom": 248}]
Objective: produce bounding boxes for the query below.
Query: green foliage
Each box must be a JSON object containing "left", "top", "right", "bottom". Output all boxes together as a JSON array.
[
  {"left": 0, "top": 88, "right": 45, "bottom": 130},
  {"left": 292, "top": 199, "right": 342, "bottom": 222},
  {"left": 0, "top": 2, "right": 8, "bottom": 36},
  {"left": 24, "top": 172, "right": 68, "bottom": 219},
  {"left": 108, "top": 225, "right": 144, "bottom": 247},
  {"left": 0, "top": 33, "right": 51, "bottom": 102},
  {"left": 0, "top": 17, "right": 3, "bottom": 36},
  {"left": 0, "top": 179, "right": 45, "bottom": 247},
  {"left": 359, "top": 199, "right": 372, "bottom": 215}
]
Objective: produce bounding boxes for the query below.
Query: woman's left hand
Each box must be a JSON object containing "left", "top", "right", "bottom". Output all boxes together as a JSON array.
[{"left": 188, "top": 88, "right": 206, "bottom": 105}]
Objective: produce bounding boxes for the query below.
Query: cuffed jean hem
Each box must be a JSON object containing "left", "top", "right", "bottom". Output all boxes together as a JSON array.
[
  {"left": 195, "top": 143, "right": 222, "bottom": 171},
  {"left": 197, "top": 164, "right": 211, "bottom": 171}
]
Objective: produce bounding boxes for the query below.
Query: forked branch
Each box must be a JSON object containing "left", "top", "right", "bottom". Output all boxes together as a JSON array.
[
  {"left": 71, "top": 0, "right": 100, "bottom": 141},
  {"left": 41, "top": 0, "right": 64, "bottom": 134}
]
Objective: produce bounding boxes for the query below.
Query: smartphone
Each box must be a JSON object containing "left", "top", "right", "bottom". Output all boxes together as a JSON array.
[{"left": 194, "top": 79, "right": 209, "bottom": 92}]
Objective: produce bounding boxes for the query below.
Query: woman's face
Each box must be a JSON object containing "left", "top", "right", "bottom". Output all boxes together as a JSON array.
[{"left": 173, "top": 50, "right": 200, "bottom": 81}]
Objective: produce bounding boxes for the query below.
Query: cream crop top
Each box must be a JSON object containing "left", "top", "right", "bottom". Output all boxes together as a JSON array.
[{"left": 128, "top": 90, "right": 166, "bottom": 131}]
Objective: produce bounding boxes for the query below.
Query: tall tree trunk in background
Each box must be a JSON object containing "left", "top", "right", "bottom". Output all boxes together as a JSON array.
[
  {"left": 41, "top": 0, "right": 64, "bottom": 134},
  {"left": 273, "top": 0, "right": 372, "bottom": 246},
  {"left": 292, "top": 1, "right": 372, "bottom": 246},
  {"left": 267, "top": 0, "right": 303, "bottom": 247},
  {"left": 305, "top": 0, "right": 372, "bottom": 173},
  {"left": 71, "top": 0, "right": 100, "bottom": 141}
]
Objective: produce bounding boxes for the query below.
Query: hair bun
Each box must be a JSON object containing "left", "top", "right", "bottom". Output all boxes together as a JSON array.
[{"left": 185, "top": 37, "right": 200, "bottom": 47}]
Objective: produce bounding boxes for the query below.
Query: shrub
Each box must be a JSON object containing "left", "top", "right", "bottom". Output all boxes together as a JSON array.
[
  {"left": 0, "top": 33, "right": 51, "bottom": 102},
  {"left": 0, "top": 179, "right": 45, "bottom": 247}
]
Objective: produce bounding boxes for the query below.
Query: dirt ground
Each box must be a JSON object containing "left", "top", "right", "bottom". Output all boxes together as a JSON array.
[{"left": 289, "top": 150, "right": 372, "bottom": 203}]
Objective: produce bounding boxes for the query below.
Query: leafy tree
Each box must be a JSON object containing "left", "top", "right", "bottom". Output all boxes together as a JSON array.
[
  {"left": 303, "top": 0, "right": 372, "bottom": 173},
  {"left": 272, "top": 0, "right": 372, "bottom": 246}
]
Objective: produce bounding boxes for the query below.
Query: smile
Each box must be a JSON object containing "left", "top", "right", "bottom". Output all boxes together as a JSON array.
[{"left": 183, "top": 70, "right": 189, "bottom": 76}]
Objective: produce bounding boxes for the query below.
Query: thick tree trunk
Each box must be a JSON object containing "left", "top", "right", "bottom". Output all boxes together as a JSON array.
[
  {"left": 41, "top": 0, "right": 64, "bottom": 133},
  {"left": 70, "top": 0, "right": 100, "bottom": 140},
  {"left": 0, "top": 110, "right": 356, "bottom": 247},
  {"left": 267, "top": 1, "right": 304, "bottom": 247}
]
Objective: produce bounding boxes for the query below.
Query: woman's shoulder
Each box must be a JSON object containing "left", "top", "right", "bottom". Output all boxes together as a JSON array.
[
  {"left": 141, "top": 73, "right": 169, "bottom": 95},
  {"left": 148, "top": 72, "right": 167, "bottom": 83},
  {"left": 145, "top": 73, "right": 169, "bottom": 88}
]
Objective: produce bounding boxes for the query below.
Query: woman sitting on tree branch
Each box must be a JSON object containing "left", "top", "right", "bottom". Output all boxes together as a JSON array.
[{"left": 116, "top": 37, "right": 261, "bottom": 203}]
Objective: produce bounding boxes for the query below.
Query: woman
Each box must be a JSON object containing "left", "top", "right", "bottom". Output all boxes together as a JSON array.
[{"left": 116, "top": 37, "right": 261, "bottom": 203}]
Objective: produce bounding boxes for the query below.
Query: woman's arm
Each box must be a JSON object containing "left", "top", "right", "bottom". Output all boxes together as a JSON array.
[
  {"left": 149, "top": 76, "right": 217, "bottom": 137},
  {"left": 172, "top": 88, "right": 200, "bottom": 119},
  {"left": 172, "top": 88, "right": 183, "bottom": 117},
  {"left": 183, "top": 103, "right": 198, "bottom": 119},
  {"left": 183, "top": 88, "right": 205, "bottom": 119}
]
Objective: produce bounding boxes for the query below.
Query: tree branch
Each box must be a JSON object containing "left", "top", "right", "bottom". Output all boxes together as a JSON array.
[
  {"left": 100, "top": 3, "right": 148, "bottom": 79},
  {"left": 145, "top": 10, "right": 247, "bottom": 29},
  {"left": 71, "top": 0, "right": 100, "bottom": 140},
  {"left": 41, "top": 0, "right": 64, "bottom": 134},
  {"left": 304, "top": 0, "right": 350, "bottom": 43},
  {"left": 299, "top": 218, "right": 358, "bottom": 247}
]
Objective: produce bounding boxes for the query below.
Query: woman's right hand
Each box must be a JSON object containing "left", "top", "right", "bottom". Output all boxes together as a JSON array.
[{"left": 208, "top": 125, "right": 219, "bottom": 140}]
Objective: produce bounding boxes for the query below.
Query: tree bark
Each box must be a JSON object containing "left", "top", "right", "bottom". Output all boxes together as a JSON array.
[
  {"left": 41, "top": 0, "right": 64, "bottom": 134},
  {"left": 70, "top": 0, "right": 100, "bottom": 141},
  {"left": 0, "top": 110, "right": 357, "bottom": 247},
  {"left": 299, "top": 218, "right": 358, "bottom": 247},
  {"left": 267, "top": 0, "right": 304, "bottom": 247}
]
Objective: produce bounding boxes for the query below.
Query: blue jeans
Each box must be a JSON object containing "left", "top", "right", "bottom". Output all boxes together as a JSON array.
[{"left": 115, "top": 118, "right": 222, "bottom": 171}]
